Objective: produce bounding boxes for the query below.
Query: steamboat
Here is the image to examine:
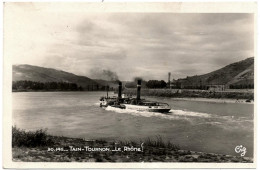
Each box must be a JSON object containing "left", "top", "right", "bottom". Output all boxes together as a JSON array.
[{"left": 99, "top": 80, "right": 171, "bottom": 113}]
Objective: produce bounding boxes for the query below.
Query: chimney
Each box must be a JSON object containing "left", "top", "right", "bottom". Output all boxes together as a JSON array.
[
  {"left": 118, "top": 81, "right": 122, "bottom": 98},
  {"left": 168, "top": 72, "right": 171, "bottom": 88},
  {"left": 106, "top": 85, "right": 109, "bottom": 98},
  {"left": 137, "top": 79, "right": 141, "bottom": 100}
]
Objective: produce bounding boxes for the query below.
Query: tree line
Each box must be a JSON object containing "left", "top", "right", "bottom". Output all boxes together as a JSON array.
[
  {"left": 125, "top": 80, "right": 167, "bottom": 89},
  {"left": 146, "top": 80, "right": 167, "bottom": 88},
  {"left": 229, "top": 84, "right": 254, "bottom": 89},
  {"left": 12, "top": 80, "right": 83, "bottom": 91},
  {"left": 125, "top": 79, "right": 254, "bottom": 90}
]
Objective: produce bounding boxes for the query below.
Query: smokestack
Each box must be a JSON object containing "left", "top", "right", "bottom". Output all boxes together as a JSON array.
[
  {"left": 118, "top": 81, "right": 122, "bottom": 98},
  {"left": 137, "top": 79, "right": 141, "bottom": 100},
  {"left": 168, "top": 72, "right": 171, "bottom": 88},
  {"left": 106, "top": 85, "right": 109, "bottom": 98}
]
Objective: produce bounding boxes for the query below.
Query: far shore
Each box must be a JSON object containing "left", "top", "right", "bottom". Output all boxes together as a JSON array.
[
  {"left": 12, "top": 90, "right": 107, "bottom": 92},
  {"left": 170, "top": 97, "right": 254, "bottom": 104},
  {"left": 12, "top": 89, "right": 254, "bottom": 104},
  {"left": 122, "top": 88, "right": 254, "bottom": 101}
]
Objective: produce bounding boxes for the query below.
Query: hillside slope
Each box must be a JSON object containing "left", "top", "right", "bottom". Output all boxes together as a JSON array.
[
  {"left": 13, "top": 65, "right": 99, "bottom": 90},
  {"left": 177, "top": 57, "right": 254, "bottom": 88}
]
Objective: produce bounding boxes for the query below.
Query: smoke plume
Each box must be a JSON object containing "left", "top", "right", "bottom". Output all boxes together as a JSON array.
[{"left": 89, "top": 68, "right": 119, "bottom": 81}]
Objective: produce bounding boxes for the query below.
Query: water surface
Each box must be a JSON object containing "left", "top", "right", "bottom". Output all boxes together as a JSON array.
[{"left": 13, "top": 92, "right": 254, "bottom": 157}]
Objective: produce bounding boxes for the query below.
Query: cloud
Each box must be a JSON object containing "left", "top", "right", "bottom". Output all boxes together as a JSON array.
[{"left": 5, "top": 5, "right": 254, "bottom": 81}]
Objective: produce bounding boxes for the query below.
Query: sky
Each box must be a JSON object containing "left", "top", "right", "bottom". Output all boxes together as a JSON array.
[{"left": 5, "top": 3, "right": 254, "bottom": 81}]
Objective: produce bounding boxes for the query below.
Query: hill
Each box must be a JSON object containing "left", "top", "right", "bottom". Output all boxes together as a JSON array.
[
  {"left": 176, "top": 57, "right": 254, "bottom": 89},
  {"left": 13, "top": 65, "right": 100, "bottom": 90}
]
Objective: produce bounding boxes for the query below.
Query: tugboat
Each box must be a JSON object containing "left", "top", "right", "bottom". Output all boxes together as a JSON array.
[
  {"left": 99, "top": 80, "right": 171, "bottom": 113},
  {"left": 99, "top": 82, "right": 126, "bottom": 109}
]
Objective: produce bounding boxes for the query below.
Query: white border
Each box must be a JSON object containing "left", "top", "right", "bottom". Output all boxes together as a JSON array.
[{"left": 2, "top": 1, "right": 258, "bottom": 169}]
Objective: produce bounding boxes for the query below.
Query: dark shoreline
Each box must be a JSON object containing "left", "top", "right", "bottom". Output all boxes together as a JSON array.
[
  {"left": 12, "top": 90, "right": 107, "bottom": 92},
  {"left": 122, "top": 88, "right": 254, "bottom": 100},
  {"left": 13, "top": 88, "right": 254, "bottom": 101}
]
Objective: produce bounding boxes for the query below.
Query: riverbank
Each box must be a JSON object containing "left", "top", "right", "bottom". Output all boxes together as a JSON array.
[
  {"left": 12, "top": 127, "right": 253, "bottom": 162},
  {"left": 170, "top": 97, "right": 254, "bottom": 104},
  {"left": 123, "top": 88, "right": 254, "bottom": 101}
]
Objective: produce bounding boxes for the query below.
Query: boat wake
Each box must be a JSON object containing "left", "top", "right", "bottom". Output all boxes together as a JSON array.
[
  {"left": 99, "top": 105, "right": 254, "bottom": 133},
  {"left": 105, "top": 106, "right": 211, "bottom": 121},
  {"left": 104, "top": 106, "right": 253, "bottom": 128},
  {"left": 171, "top": 109, "right": 211, "bottom": 118}
]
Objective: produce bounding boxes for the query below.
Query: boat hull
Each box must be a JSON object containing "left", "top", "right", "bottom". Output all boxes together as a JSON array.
[
  {"left": 123, "top": 104, "right": 171, "bottom": 113},
  {"left": 147, "top": 108, "right": 171, "bottom": 113}
]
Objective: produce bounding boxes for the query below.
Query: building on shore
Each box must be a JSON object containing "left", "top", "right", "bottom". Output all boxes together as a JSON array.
[{"left": 206, "top": 84, "right": 226, "bottom": 91}]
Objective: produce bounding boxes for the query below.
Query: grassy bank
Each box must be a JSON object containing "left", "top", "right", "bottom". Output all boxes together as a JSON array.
[
  {"left": 12, "top": 127, "right": 253, "bottom": 162},
  {"left": 123, "top": 88, "right": 254, "bottom": 100}
]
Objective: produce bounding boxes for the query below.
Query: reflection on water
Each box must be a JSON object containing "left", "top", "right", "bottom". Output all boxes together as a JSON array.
[{"left": 13, "top": 92, "right": 254, "bottom": 157}]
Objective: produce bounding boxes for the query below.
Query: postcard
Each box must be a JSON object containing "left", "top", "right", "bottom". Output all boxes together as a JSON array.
[{"left": 3, "top": 2, "right": 257, "bottom": 169}]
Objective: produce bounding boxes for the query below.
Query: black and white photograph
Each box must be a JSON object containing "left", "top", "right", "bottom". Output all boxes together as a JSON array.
[{"left": 2, "top": 2, "right": 257, "bottom": 169}]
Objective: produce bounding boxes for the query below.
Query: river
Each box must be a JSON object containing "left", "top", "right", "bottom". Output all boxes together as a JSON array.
[{"left": 12, "top": 91, "right": 254, "bottom": 157}]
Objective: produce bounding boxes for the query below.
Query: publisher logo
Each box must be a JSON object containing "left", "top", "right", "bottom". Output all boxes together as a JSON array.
[{"left": 235, "top": 145, "right": 247, "bottom": 156}]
